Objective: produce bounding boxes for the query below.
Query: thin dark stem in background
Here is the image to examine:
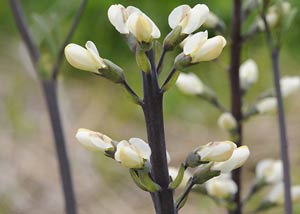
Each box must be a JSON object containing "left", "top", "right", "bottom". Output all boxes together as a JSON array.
[
  {"left": 142, "top": 50, "right": 176, "bottom": 214},
  {"left": 52, "top": 0, "right": 88, "bottom": 80},
  {"left": 270, "top": 48, "right": 293, "bottom": 214},
  {"left": 42, "top": 81, "right": 77, "bottom": 214},
  {"left": 261, "top": 10, "right": 293, "bottom": 213},
  {"left": 9, "top": 0, "right": 89, "bottom": 213},
  {"left": 229, "top": 0, "right": 243, "bottom": 213},
  {"left": 9, "top": 0, "right": 39, "bottom": 64}
]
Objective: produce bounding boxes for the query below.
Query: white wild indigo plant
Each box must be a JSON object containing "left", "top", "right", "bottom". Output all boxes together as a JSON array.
[{"left": 64, "top": 3, "right": 251, "bottom": 214}]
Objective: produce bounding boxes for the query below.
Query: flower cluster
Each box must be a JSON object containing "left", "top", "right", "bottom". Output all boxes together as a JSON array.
[
  {"left": 186, "top": 141, "right": 250, "bottom": 174},
  {"left": 250, "top": 159, "right": 300, "bottom": 210},
  {"left": 76, "top": 129, "right": 151, "bottom": 169}
]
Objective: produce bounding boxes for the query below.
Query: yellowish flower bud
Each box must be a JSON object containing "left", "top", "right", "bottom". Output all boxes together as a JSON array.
[
  {"left": 239, "top": 59, "right": 258, "bottom": 90},
  {"left": 257, "top": 12, "right": 279, "bottom": 31},
  {"left": 114, "top": 138, "right": 151, "bottom": 169},
  {"left": 127, "top": 13, "right": 160, "bottom": 43},
  {"left": 256, "top": 159, "right": 283, "bottom": 184},
  {"left": 280, "top": 76, "right": 300, "bottom": 97},
  {"left": 183, "top": 31, "right": 226, "bottom": 63},
  {"left": 256, "top": 97, "right": 277, "bottom": 114},
  {"left": 176, "top": 73, "right": 204, "bottom": 95},
  {"left": 217, "top": 113, "right": 237, "bottom": 131},
  {"left": 212, "top": 146, "right": 250, "bottom": 173},
  {"left": 64, "top": 41, "right": 106, "bottom": 73},
  {"left": 197, "top": 141, "right": 237, "bottom": 162},
  {"left": 75, "top": 128, "right": 113, "bottom": 152},
  {"left": 265, "top": 183, "right": 300, "bottom": 204},
  {"left": 205, "top": 173, "right": 237, "bottom": 199}
]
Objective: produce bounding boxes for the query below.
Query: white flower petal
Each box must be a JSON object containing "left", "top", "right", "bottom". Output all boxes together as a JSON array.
[
  {"left": 181, "top": 4, "right": 209, "bottom": 34},
  {"left": 239, "top": 59, "right": 258, "bottom": 90},
  {"left": 129, "top": 138, "right": 151, "bottom": 160},
  {"left": 256, "top": 159, "right": 283, "bottom": 184},
  {"left": 65, "top": 44, "right": 100, "bottom": 72},
  {"left": 197, "top": 141, "right": 237, "bottom": 162},
  {"left": 168, "top": 5, "right": 191, "bottom": 29},
  {"left": 212, "top": 146, "right": 250, "bottom": 173},
  {"left": 183, "top": 31, "right": 208, "bottom": 56},
  {"left": 193, "top": 35, "right": 226, "bottom": 62},
  {"left": 176, "top": 72, "right": 204, "bottom": 95},
  {"left": 108, "top": 4, "right": 129, "bottom": 34}
]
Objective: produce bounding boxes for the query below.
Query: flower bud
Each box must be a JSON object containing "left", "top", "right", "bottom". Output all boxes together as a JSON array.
[
  {"left": 114, "top": 138, "right": 151, "bottom": 169},
  {"left": 168, "top": 167, "right": 192, "bottom": 189},
  {"left": 217, "top": 113, "right": 237, "bottom": 131},
  {"left": 176, "top": 73, "right": 204, "bottom": 95},
  {"left": 212, "top": 146, "right": 250, "bottom": 173},
  {"left": 256, "top": 97, "right": 277, "bottom": 114},
  {"left": 64, "top": 41, "right": 106, "bottom": 73},
  {"left": 280, "top": 76, "right": 300, "bottom": 97},
  {"left": 127, "top": 13, "right": 160, "bottom": 43},
  {"left": 256, "top": 159, "right": 283, "bottom": 184},
  {"left": 239, "top": 59, "right": 258, "bottom": 90},
  {"left": 108, "top": 4, "right": 141, "bottom": 34},
  {"left": 205, "top": 173, "right": 237, "bottom": 199},
  {"left": 257, "top": 12, "right": 279, "bottom": 31},
  {"left": 75, "top": 128, "right": 114, "bottom": 152},
  {"left": 168, "top": 4, "right": 209, "bottom": 34},
  {"left": 265, "top": 183, "right": 300, "bottom": 205},
  {"left": 183, "top": 31, "right": 226, "bottom": 63},
  {"left": 203, "top": 12, "right": 220, "bottom": 28},
  {"left": 192, "top": 163, "right": 220, "bottom": 184},
  {"left": 196, "top": 141, "right": 237, "bottom": 162}
]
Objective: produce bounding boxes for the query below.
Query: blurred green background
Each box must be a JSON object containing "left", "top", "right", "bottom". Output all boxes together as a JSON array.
[{"left": 1, "top": 0, "right": 300, "bottom": 213}]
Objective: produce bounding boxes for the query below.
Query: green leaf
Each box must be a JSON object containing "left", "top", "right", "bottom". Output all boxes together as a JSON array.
[
  {"left": 139, "top": 171, "right": 161, "bottom": 193},
  {"left": 129, "top": 169, "right": 148, "bottom": 191},
  {"left": 169, "top": 164, "right": 185, "bottom": 190}
]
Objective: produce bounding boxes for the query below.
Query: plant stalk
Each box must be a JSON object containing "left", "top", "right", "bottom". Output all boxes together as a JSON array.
[
  {"left": 260, "top": 8, "right": 293, "bottom": 213},
  {"left": 42, "top": 80, "right": 77, "bottom": 214},
  {"left": 229, "top": 0, "right": 243, "bottom": 213},
  {"left": 141, "top": 50, "right": 176, "bottom": 214},
  {"left": 270, "top": 48, "right": 293, "bottom": 214}
]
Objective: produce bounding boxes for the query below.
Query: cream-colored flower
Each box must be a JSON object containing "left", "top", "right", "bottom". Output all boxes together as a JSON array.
[
  {"left": 176, "top": 73, "right": 204, "bottom": 95},
  {"left": 212, "top": 146, "right": 250, "bottom": 173},
  {"left": 168, "top": 4, "right": 209, "bottom": 34},
  {"left": 197, "top": 141, "right": 237, "bottom": 162},
  {"left": 257, "top": 12, "right": 279, "bottom": 31},
  {"left": 256, "top": 159, "right": 283, "bottom": 184},
  {"left": 108, "top": 4, "right": 141, "bottom": 34},
  {"left": 75, "top": 128, "right": 113, "bottom": 152},
  {"left": 239, "top": 59, "right": 258, "bottom": 90},
  {"left": 114, "top": 138, "right": 151, "bottom": 169},
  {"left": 256, "top": 97, "right": 277, "bottom": 114},
  {"left": 64, "top": 41, "right": 106, "bottom": 73},
  {"left": 203, "top": 12, "right": 219, "bottom": 28},
  {"left": 183, "top": 31, "right": 226, "bottom": 63},
  {"left": 206, "top": 173, "right": 237, "bottom": 199},
  {"left": 266, "top": 183, "right": 300, "bottom": 204},
  {"left": 168, "top": 167, "right": 192, "bottom": 189},
  {"left": 280, "top": 76, "right": 300, "bottom": 97},
  {"left": 217, "top": 113, "right": 237, "bottom": 131},
  {"left": 126, "top": 12, "right": 160, "bottom": 43}
]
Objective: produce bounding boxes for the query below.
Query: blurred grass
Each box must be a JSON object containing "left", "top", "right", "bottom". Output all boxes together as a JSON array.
[{"left": 1, "top": 0, "right": 300, "bottom": 213}]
